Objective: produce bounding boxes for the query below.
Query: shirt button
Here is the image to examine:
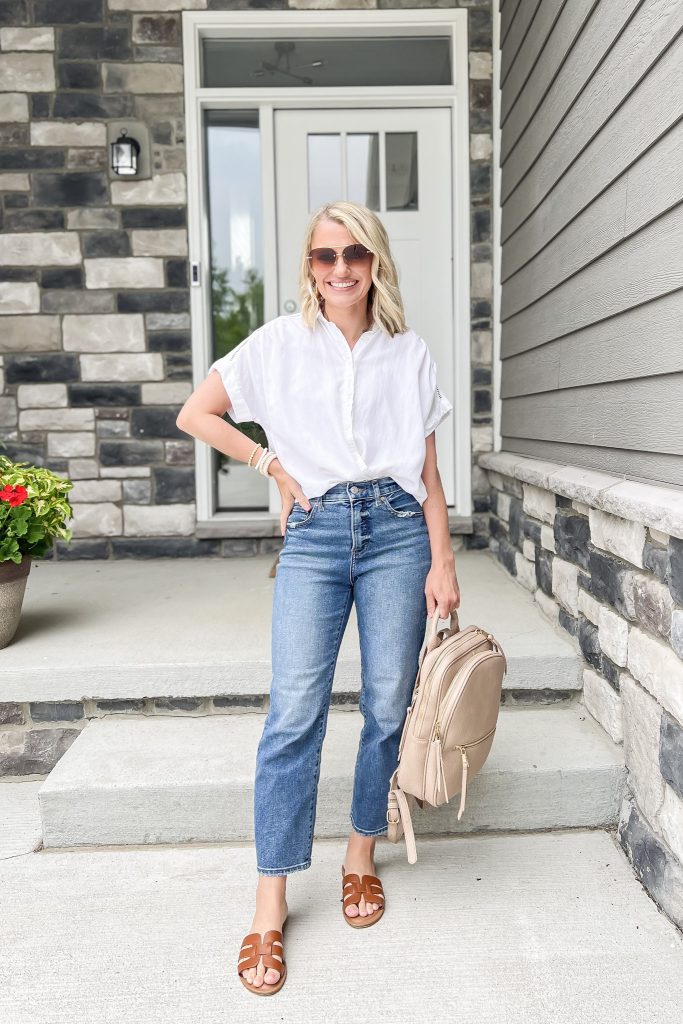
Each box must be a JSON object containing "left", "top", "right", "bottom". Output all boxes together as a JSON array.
[{"left": 350, "top": 486, "right": 360, "bottom": 493}]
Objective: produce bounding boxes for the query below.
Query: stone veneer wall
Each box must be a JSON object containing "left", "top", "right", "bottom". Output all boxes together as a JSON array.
[
  {"left": 479, "top": 451, "right": 683, "bottom": 932},
  {"left": 0, "top": 0, "right": 494, "bottom": 557}
]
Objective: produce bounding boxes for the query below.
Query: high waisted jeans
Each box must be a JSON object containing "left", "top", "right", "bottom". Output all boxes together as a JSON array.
[{"left": 254, "top": 476, "right": 433, "bottom": 875}]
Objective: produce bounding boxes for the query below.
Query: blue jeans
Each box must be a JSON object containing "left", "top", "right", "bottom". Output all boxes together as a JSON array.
[{"left": 254, "top": 476, "right": 433, "bottom": 875}]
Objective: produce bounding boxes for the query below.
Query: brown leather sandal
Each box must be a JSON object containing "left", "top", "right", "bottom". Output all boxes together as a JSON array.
[
  {"left": 237, "top": 921, "right": 287, "bottom": 995},
  {"left": 341, "top": 864, "right": 385, "bottom": 928}
]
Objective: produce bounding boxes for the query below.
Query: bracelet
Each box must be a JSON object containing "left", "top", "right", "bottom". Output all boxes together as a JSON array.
[
  {"left": 252, "top": 445, "right": 278, "bottom": 476},
  {"left": 260, "top": 452, "right": 278, "bottom": 476},
  {"left": 247, "top": 441, "right": 261, "bottom": 468}
]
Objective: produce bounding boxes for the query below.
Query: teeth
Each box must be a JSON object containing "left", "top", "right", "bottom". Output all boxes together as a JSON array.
[{"left": 328, "top": 281, "right": 357, "bottom": 289}]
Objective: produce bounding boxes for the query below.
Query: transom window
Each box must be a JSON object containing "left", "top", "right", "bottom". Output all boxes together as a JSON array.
[{"left": 202, "top": 36, "right": 452, "bottom": 89}]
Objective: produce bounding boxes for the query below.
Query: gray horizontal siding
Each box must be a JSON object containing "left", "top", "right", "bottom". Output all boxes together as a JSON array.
[
  {"left": 501, "top": 0, "right": 589, "bottom": 125},
  {"left": 500, "top": 0, "right": 543, "bottom": 84},
  {"left": 501, "top": 292, "right": 683, "bottom": 397},
  {"left": 499, "top": 438, "right": 683, "bottom": 488},
  {"left": 502, "top": 0, "right": 683, "bottom": 224},
  {"left": 498, "top": 0, "right": 683, "bottom": 488},
  {"left": 501, "top": 39, "right": 683, "bottom": 281},
  {"left": 500, "top": 0, "right": 600, "bottom": 149}
]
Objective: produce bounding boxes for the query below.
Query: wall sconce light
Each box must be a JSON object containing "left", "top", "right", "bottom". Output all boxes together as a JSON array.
[{"left": 110, "top": 129, "right": 141, "bottom": 176}]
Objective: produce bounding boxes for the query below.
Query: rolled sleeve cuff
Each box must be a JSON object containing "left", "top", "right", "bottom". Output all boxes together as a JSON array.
[
  {"left": 424, "top": 386, "right": 453, "bottom": 436},
  {"left": 209, "top": 356, "right": 253, "bottom": 424}
]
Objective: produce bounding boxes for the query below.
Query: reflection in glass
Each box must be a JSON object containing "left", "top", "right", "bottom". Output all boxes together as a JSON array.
[
  {"left": 307, "top": 134, "right": 342, "bottom": 211},
  {"left": 205, "top": 110, "right": 267, "bottom": 511},
  {"left": 386, "top": 132, "right": 418, "bottom": 210},
  {"left": 347, "top": 134, "right": 379, "bottom": 210},
  {"left": 202, "top": 36, "right": 451, "bottom": 89}
]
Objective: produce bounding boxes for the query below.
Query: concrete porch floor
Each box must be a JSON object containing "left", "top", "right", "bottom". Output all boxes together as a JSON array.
[
  {"left": 0, "top": 549, "right": 580, "bottom": 703},
  {"left": 1, "top": 782, "right": 683, "bottom": 1024}
]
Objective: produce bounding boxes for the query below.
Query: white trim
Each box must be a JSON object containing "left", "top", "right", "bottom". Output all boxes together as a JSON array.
[
  {"left": 451, "top": 15, "right": 472, "bottom": 518},
  {"left": 492, "top": 2, "right": 503, "bottom": 454},
  {"left": 183, "top": 7, "right": 471, "bottom": 522}
]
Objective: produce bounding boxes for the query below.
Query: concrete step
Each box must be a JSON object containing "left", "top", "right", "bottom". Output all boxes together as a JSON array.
[
  {"left": 4, "top": 823, "right": 683, "bottom": 1021},
  {"left": 3, "top": 551, "right": 581, "bottom": 705},
  {"left": 39, "top": 704, "right": 625, "bottom": 848}
]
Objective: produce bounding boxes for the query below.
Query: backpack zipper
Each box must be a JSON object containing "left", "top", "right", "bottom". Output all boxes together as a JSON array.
[
  {"left": 428, "top": 648, "right": 502, "bottom": 813},
  {"left": 414, "top": 627, "right": 493, "bottom": 738},
  {"left": 432, "top": 721, "right": 498, "bottom": 816}
]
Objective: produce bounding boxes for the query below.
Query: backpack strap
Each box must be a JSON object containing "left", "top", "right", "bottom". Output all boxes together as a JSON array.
[{"left": 387, "top": 769, "right": 418, "bottom": 864}]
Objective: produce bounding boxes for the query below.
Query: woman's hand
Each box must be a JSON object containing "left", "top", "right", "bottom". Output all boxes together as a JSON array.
[
  {"left": 425, "top": 558, "right": 461, "bottom": 620},
  {"left": 269, "top": 460, "right": 311, "bottom": 536}
]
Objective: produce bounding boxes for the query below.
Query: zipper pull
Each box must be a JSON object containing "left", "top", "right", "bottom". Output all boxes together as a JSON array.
[
  {"left": 456, "top": 746, "right": 469, "bottom": 820},
  {"left": 433, "top": 733, "right": 449, "bottom": 803}
]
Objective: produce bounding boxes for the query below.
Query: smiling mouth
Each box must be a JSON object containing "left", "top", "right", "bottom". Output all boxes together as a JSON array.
[{"left": 327, "top": 280, "right": 358, "bottom": 289}]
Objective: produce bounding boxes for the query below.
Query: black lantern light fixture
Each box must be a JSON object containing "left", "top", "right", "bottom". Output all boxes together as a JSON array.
[{"left": 110, "top": 128, "right": 141, "bottom": 177}]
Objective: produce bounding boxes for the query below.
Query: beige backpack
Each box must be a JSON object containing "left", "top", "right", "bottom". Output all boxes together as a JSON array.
[{"left": 386, "top": 609, "right": 507, "bottom": 863}]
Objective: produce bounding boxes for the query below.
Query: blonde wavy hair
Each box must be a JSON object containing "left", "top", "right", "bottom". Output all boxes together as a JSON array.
[{"left": 298, "top": 201, "right": 407, "bottom": 337}]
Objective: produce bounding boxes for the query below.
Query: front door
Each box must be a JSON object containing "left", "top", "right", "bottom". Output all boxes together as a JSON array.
[{"left": 273, "top": 107, "right": 455, "bottom": 505}]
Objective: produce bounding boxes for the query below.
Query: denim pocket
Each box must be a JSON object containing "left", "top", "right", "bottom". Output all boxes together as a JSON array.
[
  {"left": 379, "top": 489, "right": 424, "bottom": 518},
  {"left": 286, "top": 497, "right": 321, "bottom": 529}
]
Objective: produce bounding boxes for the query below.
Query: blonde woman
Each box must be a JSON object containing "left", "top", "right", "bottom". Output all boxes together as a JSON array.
[{"left": 177, "top": 200, "right": 460, "bottom": 995}]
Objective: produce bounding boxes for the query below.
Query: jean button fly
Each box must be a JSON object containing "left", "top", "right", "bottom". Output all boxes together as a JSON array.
[{"left": 350, "top": 486, "right": 360, "bottom": 494}]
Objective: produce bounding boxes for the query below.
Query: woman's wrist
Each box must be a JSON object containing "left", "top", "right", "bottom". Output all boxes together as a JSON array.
[{"left": 431, "top": 548, "right": 455, "bottom": 569}]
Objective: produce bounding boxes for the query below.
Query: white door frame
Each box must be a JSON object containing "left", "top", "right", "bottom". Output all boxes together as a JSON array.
[{"left": 183, "top": 8, "right": 471, "bottom": 527}]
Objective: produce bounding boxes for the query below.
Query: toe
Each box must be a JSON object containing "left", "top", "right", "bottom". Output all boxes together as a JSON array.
[
  {"left": 345, "top": 902, "right": 359, "bottom": 917},
  {"left": 242, "top": 967, "right": 256, "bottom": 985},
  {"left": 264, "top": 966, "right": 281, "bottom": 985}
]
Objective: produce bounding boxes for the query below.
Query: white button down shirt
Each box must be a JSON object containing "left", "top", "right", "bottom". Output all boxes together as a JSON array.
[{"left": 209, "top": 310, "right": 452, "bottom": 505}]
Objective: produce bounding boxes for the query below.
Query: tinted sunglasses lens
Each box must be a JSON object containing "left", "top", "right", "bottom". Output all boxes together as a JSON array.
[
  {"left": 309, "top": 245, "right": 373, "bottom": 267},
  {"left": 310, "top": 248, "right": 337, "bottom": 266},
  {"left": 344, "top": 244, "right": 372, "bottom": 264}
]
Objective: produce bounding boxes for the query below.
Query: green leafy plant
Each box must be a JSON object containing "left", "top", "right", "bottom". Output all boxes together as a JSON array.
[
  {"left": 211, "top": 262, "right": 267, "bottom": 452},
  {"left": 211, "top": 264, "right": 264, "bottom": 361},
  {"left": 0, "top": 456, "right": 73, "bottom": 564}
]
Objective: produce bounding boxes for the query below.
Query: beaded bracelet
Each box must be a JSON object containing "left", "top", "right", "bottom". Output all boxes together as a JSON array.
[{"left": 249, "top": 443, "right": 278, "bottom": 477}]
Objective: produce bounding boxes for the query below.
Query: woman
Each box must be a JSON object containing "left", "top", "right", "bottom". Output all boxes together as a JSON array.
[{"left": 177, "top": 200, "right": 460, "bottom": 995}]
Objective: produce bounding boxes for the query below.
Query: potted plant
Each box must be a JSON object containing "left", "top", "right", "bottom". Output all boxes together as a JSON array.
[{"left": 0, "top": 455, "right": 73, "bottom": 649}]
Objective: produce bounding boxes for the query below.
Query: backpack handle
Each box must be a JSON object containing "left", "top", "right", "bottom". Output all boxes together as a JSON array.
[{"left": 425, "top": 607, "right": 460, "bottom": 653}]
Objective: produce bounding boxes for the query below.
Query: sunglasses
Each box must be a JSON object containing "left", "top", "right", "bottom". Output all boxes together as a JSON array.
[{"left": 307, "top": 243, "right": 374, "bottom": 269}]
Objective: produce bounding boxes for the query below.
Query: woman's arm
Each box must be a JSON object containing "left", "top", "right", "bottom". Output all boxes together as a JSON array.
[
  {"left": 176, "top": 371, "right": 311, "bottom": 534},
  {"left": 176, "top": 370, "right": 266, "bottom": 466},
  {"left": 421, "top": 431, "right": 461, "bottom": 618}
]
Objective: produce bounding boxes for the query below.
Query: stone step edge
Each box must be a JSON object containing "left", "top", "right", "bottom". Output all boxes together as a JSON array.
[
  {"left": 35, "top": 822, "right": 615, "bottom": 854},
  {"left": 1, "top": 653, "right": 582, "bottom": 706},
  {"left": 38, "top": 705, "right": 625, "bottom": 846},
  {"left": 3, "top": 688, "right": 581, "bottom": 734}
]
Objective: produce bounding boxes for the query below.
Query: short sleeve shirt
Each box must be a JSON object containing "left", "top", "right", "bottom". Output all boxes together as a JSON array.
[{"left": 209, "top": 310, "right": 453, "bottom": 505}]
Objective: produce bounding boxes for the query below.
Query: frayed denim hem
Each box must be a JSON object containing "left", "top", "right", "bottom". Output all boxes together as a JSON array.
[
  {"left": 257, "top": 859, "right": 311, "bottom": 876},
  {"left": 350, "top": 814, "right": 388, "bottom": 837}
]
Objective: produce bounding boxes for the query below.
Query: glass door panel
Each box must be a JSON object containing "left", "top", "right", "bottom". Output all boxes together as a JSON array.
[
  {"left": 347, "top": 133, "right": 379, "bottom": 209},
  {"left": 204, "top": 110, "right": 268, "bottom": 511}
]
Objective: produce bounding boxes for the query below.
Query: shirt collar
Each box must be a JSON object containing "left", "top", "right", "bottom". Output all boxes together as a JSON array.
[{"left": 315, "top": 308, "right": 377, "bottom": 336}]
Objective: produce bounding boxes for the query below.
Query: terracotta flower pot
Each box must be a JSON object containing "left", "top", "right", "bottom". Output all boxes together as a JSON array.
[{"left": 0, "top": 555, "right": 31, "bottom": 649}]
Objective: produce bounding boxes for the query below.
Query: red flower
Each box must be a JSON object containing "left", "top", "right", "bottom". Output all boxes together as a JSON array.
[{"left": 0, "top": 484, "right": 28, "bottom": 507}]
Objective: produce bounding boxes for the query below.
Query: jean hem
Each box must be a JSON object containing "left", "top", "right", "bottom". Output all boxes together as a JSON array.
[
  {"left": 256, "top": 859, "right": 311, "bottom": 876},
  {"left": 350, "top": 814, "right": 389, "bottom": 837}
]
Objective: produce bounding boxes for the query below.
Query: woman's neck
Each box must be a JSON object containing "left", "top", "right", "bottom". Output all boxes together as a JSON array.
[{"left": 321, "top": 302, "right": 370, "bottom": 346}]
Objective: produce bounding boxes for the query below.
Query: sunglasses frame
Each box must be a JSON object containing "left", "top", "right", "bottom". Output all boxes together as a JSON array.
[{"left": 307, "top": 244, "right": 375, "bottom": 269}]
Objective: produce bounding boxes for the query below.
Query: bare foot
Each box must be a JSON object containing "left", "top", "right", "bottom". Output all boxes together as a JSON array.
[
  {"left": 343, "top": 832, "right": 381, "bottom": 919},
  {"left": 239, "top": 877, "right": 288, "bottom": 989}
]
